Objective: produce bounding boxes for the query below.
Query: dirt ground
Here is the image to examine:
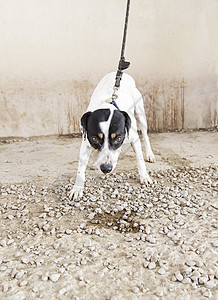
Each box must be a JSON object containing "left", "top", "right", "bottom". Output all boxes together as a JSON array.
[{"left": 0, "top": 130, "right": 217, "bottom": 300}]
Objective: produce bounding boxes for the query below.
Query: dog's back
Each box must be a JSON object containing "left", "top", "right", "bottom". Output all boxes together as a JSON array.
[{"left": 87, "top": 72, "right": 136, "bottom": 112}]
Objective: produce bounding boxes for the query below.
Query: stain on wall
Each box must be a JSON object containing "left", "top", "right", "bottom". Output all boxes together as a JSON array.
[{"left": 137, "top": 79, "right": 186, "bottom": 132}]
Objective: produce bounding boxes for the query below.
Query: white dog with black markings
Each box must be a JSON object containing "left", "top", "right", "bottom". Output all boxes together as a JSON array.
[{"left": 70, "top": 72, "right": 155, "bottom": 200}]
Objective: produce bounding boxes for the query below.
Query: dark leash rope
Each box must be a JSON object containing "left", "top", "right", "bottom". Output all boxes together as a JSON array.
[{"left": 109, "top": 0, "right": 131, "bottom": 110}]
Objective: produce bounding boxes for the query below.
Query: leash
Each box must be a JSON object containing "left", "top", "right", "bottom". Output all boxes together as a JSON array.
[{"left": 108, "top": 0, "right": 131, "bottom": 110}]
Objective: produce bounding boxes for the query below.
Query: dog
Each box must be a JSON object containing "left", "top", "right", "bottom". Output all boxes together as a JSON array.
[{"left": 69, "top": 72, "right": 155, "bottom": 200}]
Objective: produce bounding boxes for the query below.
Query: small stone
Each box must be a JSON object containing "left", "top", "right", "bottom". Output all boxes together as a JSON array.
[
  {"left": 158, "top": 268, "right": 166, "bottom": 275},
  {"left": 58, "top": 287, "right": 67, "bottom": 296},
  {"left": 175, "top": 272, "right": 183, "bottom": 281},
  {"left": 80, "top": 259, "right": 87, "bottom": 265},
  {"left": 199, "top": 276, "right": 209, "bottom": 284},
  {"left": 204, "top": 280, "right": 216, "bottom": 289},
  {"left": 42, "top": 224, "right": 50, "bottom": 231},
  {"left": 148, "top": 262, "right": 156, "bottom": 270},
  {"left": 186, "top": 260, "right": 196, "bottom": 267},
  {"left": 65, "top": 229, "right": 72, "bottom": 235},
  {"left": 41, "top": 275, "right": 49, "bottom": 281},
  {"left": 145, "top": 226, "right": 151, "bottom": 234},
  {"left": 49, "top": 273, "right": 60, "bottom": 282},
  {"left": 156, "top": 287, "right": 164, "bottom": 297},
  {"left": 15, "top": 270, "right": 25, "bottom": 279},
  {"left": 21, "top": 257, "right": 29, "bottom": 264},
  {"left": 192, "top": 270, "right": 200, "bottom": 278},
  {"left": 0, "top": 240, "right": 7, "bottom": 247},
  {"left": 132, "top": 287, "right": 140, "bottom": 294},
  {"left": 2, "top": 282, "right": 9, "bottom": 292},
  {"left": 182, "top": 278, "right": 192, "bottom": 284},
  {"left": 143, "top": 261, "right": 149, "bottom": 268},
  {"left": 0, "top": 266, "right": 7, "bottom": 271},
  {"left": 184, "top": 266, "right": 193, "bottom": 277},
  {"left": 110, "top": 295, "right": 120, "bottom": 300},
  {"left": 212, "top": 240, "right": 218, "bottom": 247},
  {"left": 203, "top": 290, "right": 212, "bottom": 298},
  {"left": 146, "top": 236, "right": 156, "bottom": 244},
  {"left": 19, "top": 280, "right": 28, "bottom": 287}
]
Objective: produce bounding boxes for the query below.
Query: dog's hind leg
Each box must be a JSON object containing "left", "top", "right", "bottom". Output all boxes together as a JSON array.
[
  {"left": 132, "top": 88, "right": 155, "bottom": 163},
  {"left": 69, "top": 140, "right": 92, "bottom": 200}
]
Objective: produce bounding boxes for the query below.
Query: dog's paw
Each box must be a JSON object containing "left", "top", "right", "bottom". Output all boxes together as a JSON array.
[
  {"left": 140, "top": 174, "right": 152, "bottom": 185},
  {"left": 68, "top": 186, "right": 84, "bottom": 200},
  {"left": 146, "top": 150, "right": 155, "bottom": 163}
]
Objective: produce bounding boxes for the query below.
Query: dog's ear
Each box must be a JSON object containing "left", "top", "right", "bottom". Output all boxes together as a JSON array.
[
  {"left": 81, "top": 111, "right": 92, "bottom": 139},
  {"left": 120, "top": 111, "right": 131, "bottom": 136}
]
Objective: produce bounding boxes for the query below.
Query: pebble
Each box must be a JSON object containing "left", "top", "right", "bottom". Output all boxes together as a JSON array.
[
  {"left": 212, "top": 240, "right": 218, "bottom": 247},
  {"left": 158, "top": 268, "right": 166, "bottom": 275},
  {"left": 182, "top": 278, "right": 192, "bottom": 284},
  {"left": 49, "top": 273, "right": 60, "bottom": 283},
  {"left": 203, "top": 290, "right": 212, "bottom": 298},
  {"left": 204, "top": 280, "right": 216, "bottom": 289},
  {"left": 132, "top": 287, "right": 140, "bottom": 294},
  {"left": 58, "top": 287, "right": 67, "bottom": 296},
  {"left": 156, "top": 287, "right": 164, "bottom": 297},
  {"left": 15, "top": 270, "right": 25, "bottom": 279},
  {"left": 185, "top": 260, "right": 196, "bottom": 267},
  {"left": 21, "top": 257, "right": 29, "bottom": 264},
  {"left": 110, "top": 295, "right": 121, "bottom": 300},
  {"left": 2, "top": 282, "right": 9, "bottom": 293},
  {"left": 146, "top": 236, "right": 156, "bottom": 244},
  {"left": 19, "top": 280, "right": 28, "bottom": 287},
  {"left": 148, "top": 262, "right": 156, "bottom": 270},
  {"left": 175, "top": 272, "right": 183, "bottom": 282}
]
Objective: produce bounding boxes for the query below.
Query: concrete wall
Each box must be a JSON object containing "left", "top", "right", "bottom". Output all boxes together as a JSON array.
[{"left": 0, "top": 0, "right": 217, "bottom": 137}]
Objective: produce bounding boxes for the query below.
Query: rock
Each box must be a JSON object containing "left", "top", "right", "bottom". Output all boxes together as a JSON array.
[
  {"left": 58, "top": 287, "right": 67, "bottom": 296},
  {"left": 175, "top": 272, "right": 183, "bottom": 282},
  {"left": 204, "top": 280, "right": 216, "bottom": 289},
  {"left": 21, "top": 257, "right": 29, "bottom": 264},
  {"left": 158, "top": 268, "right": 166, "bottom": 275},
  {"left": 49, "top": 273, "right": 61, "bottom": 282},
  {"left": 146, "top": 236, "right": 156, "bottom": 244},
  {"left": 132, "top": 287, "right": 140, "bottom": 294},
  {"left": 19, "top": 280, "right": 28, "bottom": 287},
  {"left": 182, "top": 278, "right": 192, "bottom": 284},
  {"left": 148, "top": 262, "right": 156, "bottom": 270},
  {"left": 110, "top": 295, "right": 121, "bottom": 300},
  {"left": 15, "top": 270, "right": 25, "bottom": 279},
  {"left": 203, "top": 289, "right": 212, "bottom": 298},
  {"left": 2, "top": 282, "right": 9, "bottom": 292},
  {"left": 156, "top": 287, "right": 164, "bottom": 297}
]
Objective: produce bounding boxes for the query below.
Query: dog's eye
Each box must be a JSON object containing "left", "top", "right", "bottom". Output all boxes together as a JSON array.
[
  {"left": 115, "top": 137, "right": 121, "bottom": 143},
  {"left": 92, "top": 137, "right": 98, "bottom": 143}
]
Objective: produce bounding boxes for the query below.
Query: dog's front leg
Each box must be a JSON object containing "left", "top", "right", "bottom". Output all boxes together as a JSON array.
[
  {"left": 69, "top": 140, "right": 92, "bottom": 200},
  {"left": 131, "top": 136, "right": 152, "bottom": 185}
]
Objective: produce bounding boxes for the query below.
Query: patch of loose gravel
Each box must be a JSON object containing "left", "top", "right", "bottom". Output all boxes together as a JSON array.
[{"left": 0, "top": 164, "right": 217, "bottom": 299}]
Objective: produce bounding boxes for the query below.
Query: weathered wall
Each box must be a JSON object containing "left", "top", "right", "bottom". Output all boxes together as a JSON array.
[{"left": 0, "top": 0, "right": 217, "bottom": 137}]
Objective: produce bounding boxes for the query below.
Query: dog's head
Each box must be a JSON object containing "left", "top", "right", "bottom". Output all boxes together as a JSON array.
[{"left": 81, "top": 108, "right": 131, "bottom": 174}]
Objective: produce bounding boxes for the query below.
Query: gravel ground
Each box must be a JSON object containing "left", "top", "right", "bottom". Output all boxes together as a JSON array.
[{"left": 0, "top": 131, "right": 217, "bottom": 300}]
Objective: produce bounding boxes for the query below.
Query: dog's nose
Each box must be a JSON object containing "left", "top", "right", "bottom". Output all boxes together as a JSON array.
[{"left": 100, "top": 163, "right": 113, "bottom": 174}]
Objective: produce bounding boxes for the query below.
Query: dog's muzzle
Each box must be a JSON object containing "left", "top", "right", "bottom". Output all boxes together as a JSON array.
[{"left": 100, "top": 163, "right": 113, "bottom": 174}]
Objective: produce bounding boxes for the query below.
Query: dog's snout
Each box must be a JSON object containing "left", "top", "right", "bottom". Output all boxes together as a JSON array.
[{"left": 100, "top": 163, "right": 113, "bottom": 174}]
